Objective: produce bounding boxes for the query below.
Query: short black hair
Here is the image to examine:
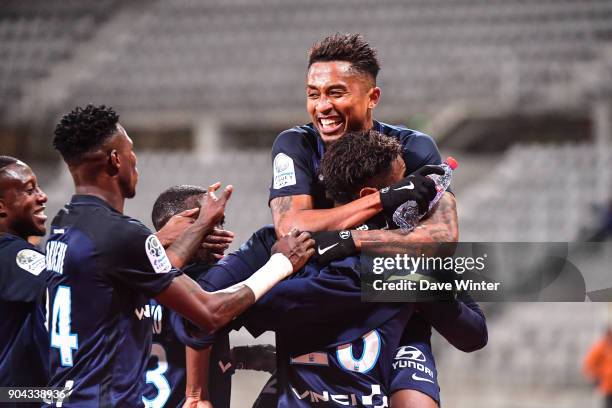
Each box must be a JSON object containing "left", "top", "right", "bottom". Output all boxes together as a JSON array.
[
  {"left": 0, "top": 156, "right": 20, "bottom": 197},
  {"left": 0, "top": 156, "right": 18, "bottom": 171},
  {"left": 320, "top": 130, "right": 402, "bottom": 204},
  {"left": 53, "top": 104, "right": 120, "bottom": 163},
  {"left": 309, "top": 33, "right": 380, "bottom": 83},
  {"left": 151, "top": 185, "right": 206, "bottom": 231}
]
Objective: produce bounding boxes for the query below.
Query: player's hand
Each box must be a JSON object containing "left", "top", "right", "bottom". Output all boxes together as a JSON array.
[
  {"left": 201, "top": 227, "right": 234, "bottom": 261},
  {"left": 155, "top": 207, "right": 199, "bottom": 247},
  {"left": 311, "top": 230, "right": 357, "bottom": 265},
  {"left": 197, "top": 182, "right": 233, "bottom": 229},
  {"left": 271, "top": 229, "right": 315, "bottom": 272},
  {"left": 182, "top": 398, "right": 213, "bottom": 408},
  {"left": 379, "top": 165, "right": 444, "bottom": 216}
]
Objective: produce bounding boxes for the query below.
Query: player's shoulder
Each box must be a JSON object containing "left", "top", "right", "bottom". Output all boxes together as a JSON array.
[
  {"left": 0, "top": 234, "right": 46, "bottom": 276},
  {"left": 229, "top": 225, "right": 276, "bottom": 267},
  {"left": 272, "top": 124, "right": 318, "bottom": 152},
  {"left": 70, "top": 198, "right": 154, "bottom": 255},
  {"left": 378, "top": 121, "right": 436, "bottom": 145}
]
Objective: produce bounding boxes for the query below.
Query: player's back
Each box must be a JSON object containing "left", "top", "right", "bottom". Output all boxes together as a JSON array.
[
  {"left": 278, "top": 306, "right": 411, "bottom": 407},
  {"left": 45, "top": 195, "right": 178, "bottom": 407}
]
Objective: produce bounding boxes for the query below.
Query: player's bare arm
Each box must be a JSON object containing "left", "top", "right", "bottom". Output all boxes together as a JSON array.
[
  {"left": 270, "top": 193, "right": 382, "bottom": 237},
  {"left": 183, "top": 345, "right": 213, "bottom": 408},
  {"left": 351, "top": 192, "right": 458, "bottom": 256},
  {"left": 156, "top": 230, "right": 315, "bottom": 333}
]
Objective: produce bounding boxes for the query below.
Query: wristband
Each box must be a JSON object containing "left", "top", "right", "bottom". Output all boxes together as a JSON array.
[{"left": 241, "top": 253, "right": 293, "bottom": 301}]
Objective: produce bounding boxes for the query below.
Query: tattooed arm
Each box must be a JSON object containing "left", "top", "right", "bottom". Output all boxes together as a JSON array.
[
  {"left": 351, "top": 192, "right": 458, "bottom": 256},
  {"left": 270, "top": 193, "right": 382, "bottom": 237}
]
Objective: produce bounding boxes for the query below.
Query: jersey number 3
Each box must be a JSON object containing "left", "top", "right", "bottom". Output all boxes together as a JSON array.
[{"left": 50, "top": 285, "right": 79, "bottom": 366}]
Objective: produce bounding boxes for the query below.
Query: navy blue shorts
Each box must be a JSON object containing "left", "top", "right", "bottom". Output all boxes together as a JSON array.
[{"left": 389, "top": 341, "right": 440, "bottom": 404}]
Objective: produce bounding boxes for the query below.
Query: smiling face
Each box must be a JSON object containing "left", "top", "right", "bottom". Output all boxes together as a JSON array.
[
  {"left": 0, "top": 162, "right": 48, "bottom": 238},
  {"left": 306, "top": 61, "right": 381, "bottom": 145}
]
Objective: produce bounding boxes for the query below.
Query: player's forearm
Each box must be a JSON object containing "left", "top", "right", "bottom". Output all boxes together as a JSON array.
[
  {"left": 185, "top": 345, "right": 211, "bottom": 401},
  {"left": 420, "top": 301, "right": 488, "bottom": 352},
  {"left": 166, "top": 221, "right": 214, "bottom": 269},
  {"left": 158, "top": 255, "right": 292, "bottom": 333},
  {"left": 271, "top": 193, "right": 382, "bottom": 236},
  {"left": 351, "top": 193, "right": 458, "bottom": 256}
]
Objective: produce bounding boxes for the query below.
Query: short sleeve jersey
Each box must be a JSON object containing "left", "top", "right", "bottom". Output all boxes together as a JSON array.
[
  {"left": 0, "top": 234, "right": 48, "bottom": 391},
  {"left": 44, "top": 195, "right": 181, "bottom": 408},
  {"left": 269, "top": 121, "right": 444, "bottom": 207}
]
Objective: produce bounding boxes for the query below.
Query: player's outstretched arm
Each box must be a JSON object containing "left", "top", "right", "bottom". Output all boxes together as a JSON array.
[
  {"left": 165, "top": 182, "right": 232, "bottom": 269},
  {"left": 352, "top": 192, "right": 458, "bottom": 256},
  {"left": 156, "top": 230, "right": 315, "bottom": 333},
  {"left": 419, "top": 291, "right": 487, "bottom": 352}
]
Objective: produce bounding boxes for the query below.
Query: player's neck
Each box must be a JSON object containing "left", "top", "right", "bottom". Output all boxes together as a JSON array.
[{"left": 74, "top": 185, "right": 125, "bottom": 214}]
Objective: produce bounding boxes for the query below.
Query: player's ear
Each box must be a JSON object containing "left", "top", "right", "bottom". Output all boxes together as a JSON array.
[
  {"left": 358, "top": 187, "right": 378, "bottom": 198},
  {"left": 108, "top": 149, "right": 121, "bottom": 175},
  {"left": 368, "top": 86, "right": 381, "bottom": 109},
  {"left": 0, "top": 197, "right": 7, "bottom": 218}
]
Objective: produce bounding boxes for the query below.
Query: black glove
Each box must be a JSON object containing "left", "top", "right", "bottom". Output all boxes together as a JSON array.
[
  {"left": 379, "top": 165, "right": 444, "bottom": 217},
  {"left": 311, "top": 230, "right": 357, "bottom": 265},
  {"left": 354, "top": 212, "right": 391, "bottom": 231}
]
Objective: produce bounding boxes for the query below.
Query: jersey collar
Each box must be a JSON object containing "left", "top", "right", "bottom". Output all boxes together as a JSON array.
[{"left": 70, "top": 194, "right": 119, "bottom": 213}]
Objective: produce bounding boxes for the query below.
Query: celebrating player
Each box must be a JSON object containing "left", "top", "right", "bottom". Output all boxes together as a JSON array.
[
  {"left": 145, "top": 184, "right": 274, "bottom": 408},
  {"left": 44, "top": 104, "right": 314, "bottom": 406},
  {"left": 0, "top": 156, "right": 49, "bottom": 404},
  {"left": 181, "top": 130, "right": 484, "bottom": 407},
  {"left": 269, "top": 33, "right": 457, "bottom": 259}
]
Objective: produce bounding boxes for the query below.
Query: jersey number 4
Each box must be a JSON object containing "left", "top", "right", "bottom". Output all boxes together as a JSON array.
[{"left": 50, "top": 286, "right": 79, "bottom": 366}]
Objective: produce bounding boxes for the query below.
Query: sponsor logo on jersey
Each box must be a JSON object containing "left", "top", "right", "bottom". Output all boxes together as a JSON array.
[
  {"left": 145, "top": 235, "right": 172, "bottom": 273},
  {"left": 392, "top": 346, "right": 435, "bottom": 380},
  {"left": 395, "top": 346, "right": 426, "bottom": 362},
  {"left": 291, "top": 384, "right": 387, "bottom": 407},
  {"left": 135, "top": 303, "right": 161, "bottom": 322},
  {"left": 273, "top": 153, "right": 297, "bottom": 189},
  {"left": 16, "top": 248, "right": 46, "bottom": 275}
]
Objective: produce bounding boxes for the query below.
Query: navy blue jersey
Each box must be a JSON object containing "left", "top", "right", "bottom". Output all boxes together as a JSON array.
[
  {"left": 269, "top": 121, "right": 444, "bottom": 207},
  {"left": 0, "top": 234, "right": 48, "bottom": 394},
  {"left": 277, "top": 310, "right": 411, "bottom": 408},
  {"left": 44, "top": 195, "right": 181, "bottom": 407},
  {"left": 143, "top": 263, "right": 233, "bottom": 408}
]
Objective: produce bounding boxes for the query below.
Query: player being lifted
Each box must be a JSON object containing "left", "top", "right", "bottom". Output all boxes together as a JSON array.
[
  {"left": 45, "top": 104, "right": 314, "bottom": 407},
  {"left": 181, "top": 129, "right": 485, "bottom": 407},
  {"left": 0, "top": 156, "right": 49, "bottom": 407}
]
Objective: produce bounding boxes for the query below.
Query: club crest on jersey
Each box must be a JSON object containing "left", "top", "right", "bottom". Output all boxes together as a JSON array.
[
  {"left": 395, "top": 346, "right": 426, "bottom": 362},
  {"left": 273, "top": 153, "right": 296, "bottom": 189},
  {"left": 15, "top": 249, "right": 46, "bottom": 275},
  {"left": 145, "top": 235, "right": 171, "bottom": 273}
]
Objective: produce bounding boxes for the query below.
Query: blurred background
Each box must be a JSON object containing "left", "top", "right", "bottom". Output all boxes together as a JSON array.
[{"left": 1, "top": 0, "right": 611, "bottom": 406}]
